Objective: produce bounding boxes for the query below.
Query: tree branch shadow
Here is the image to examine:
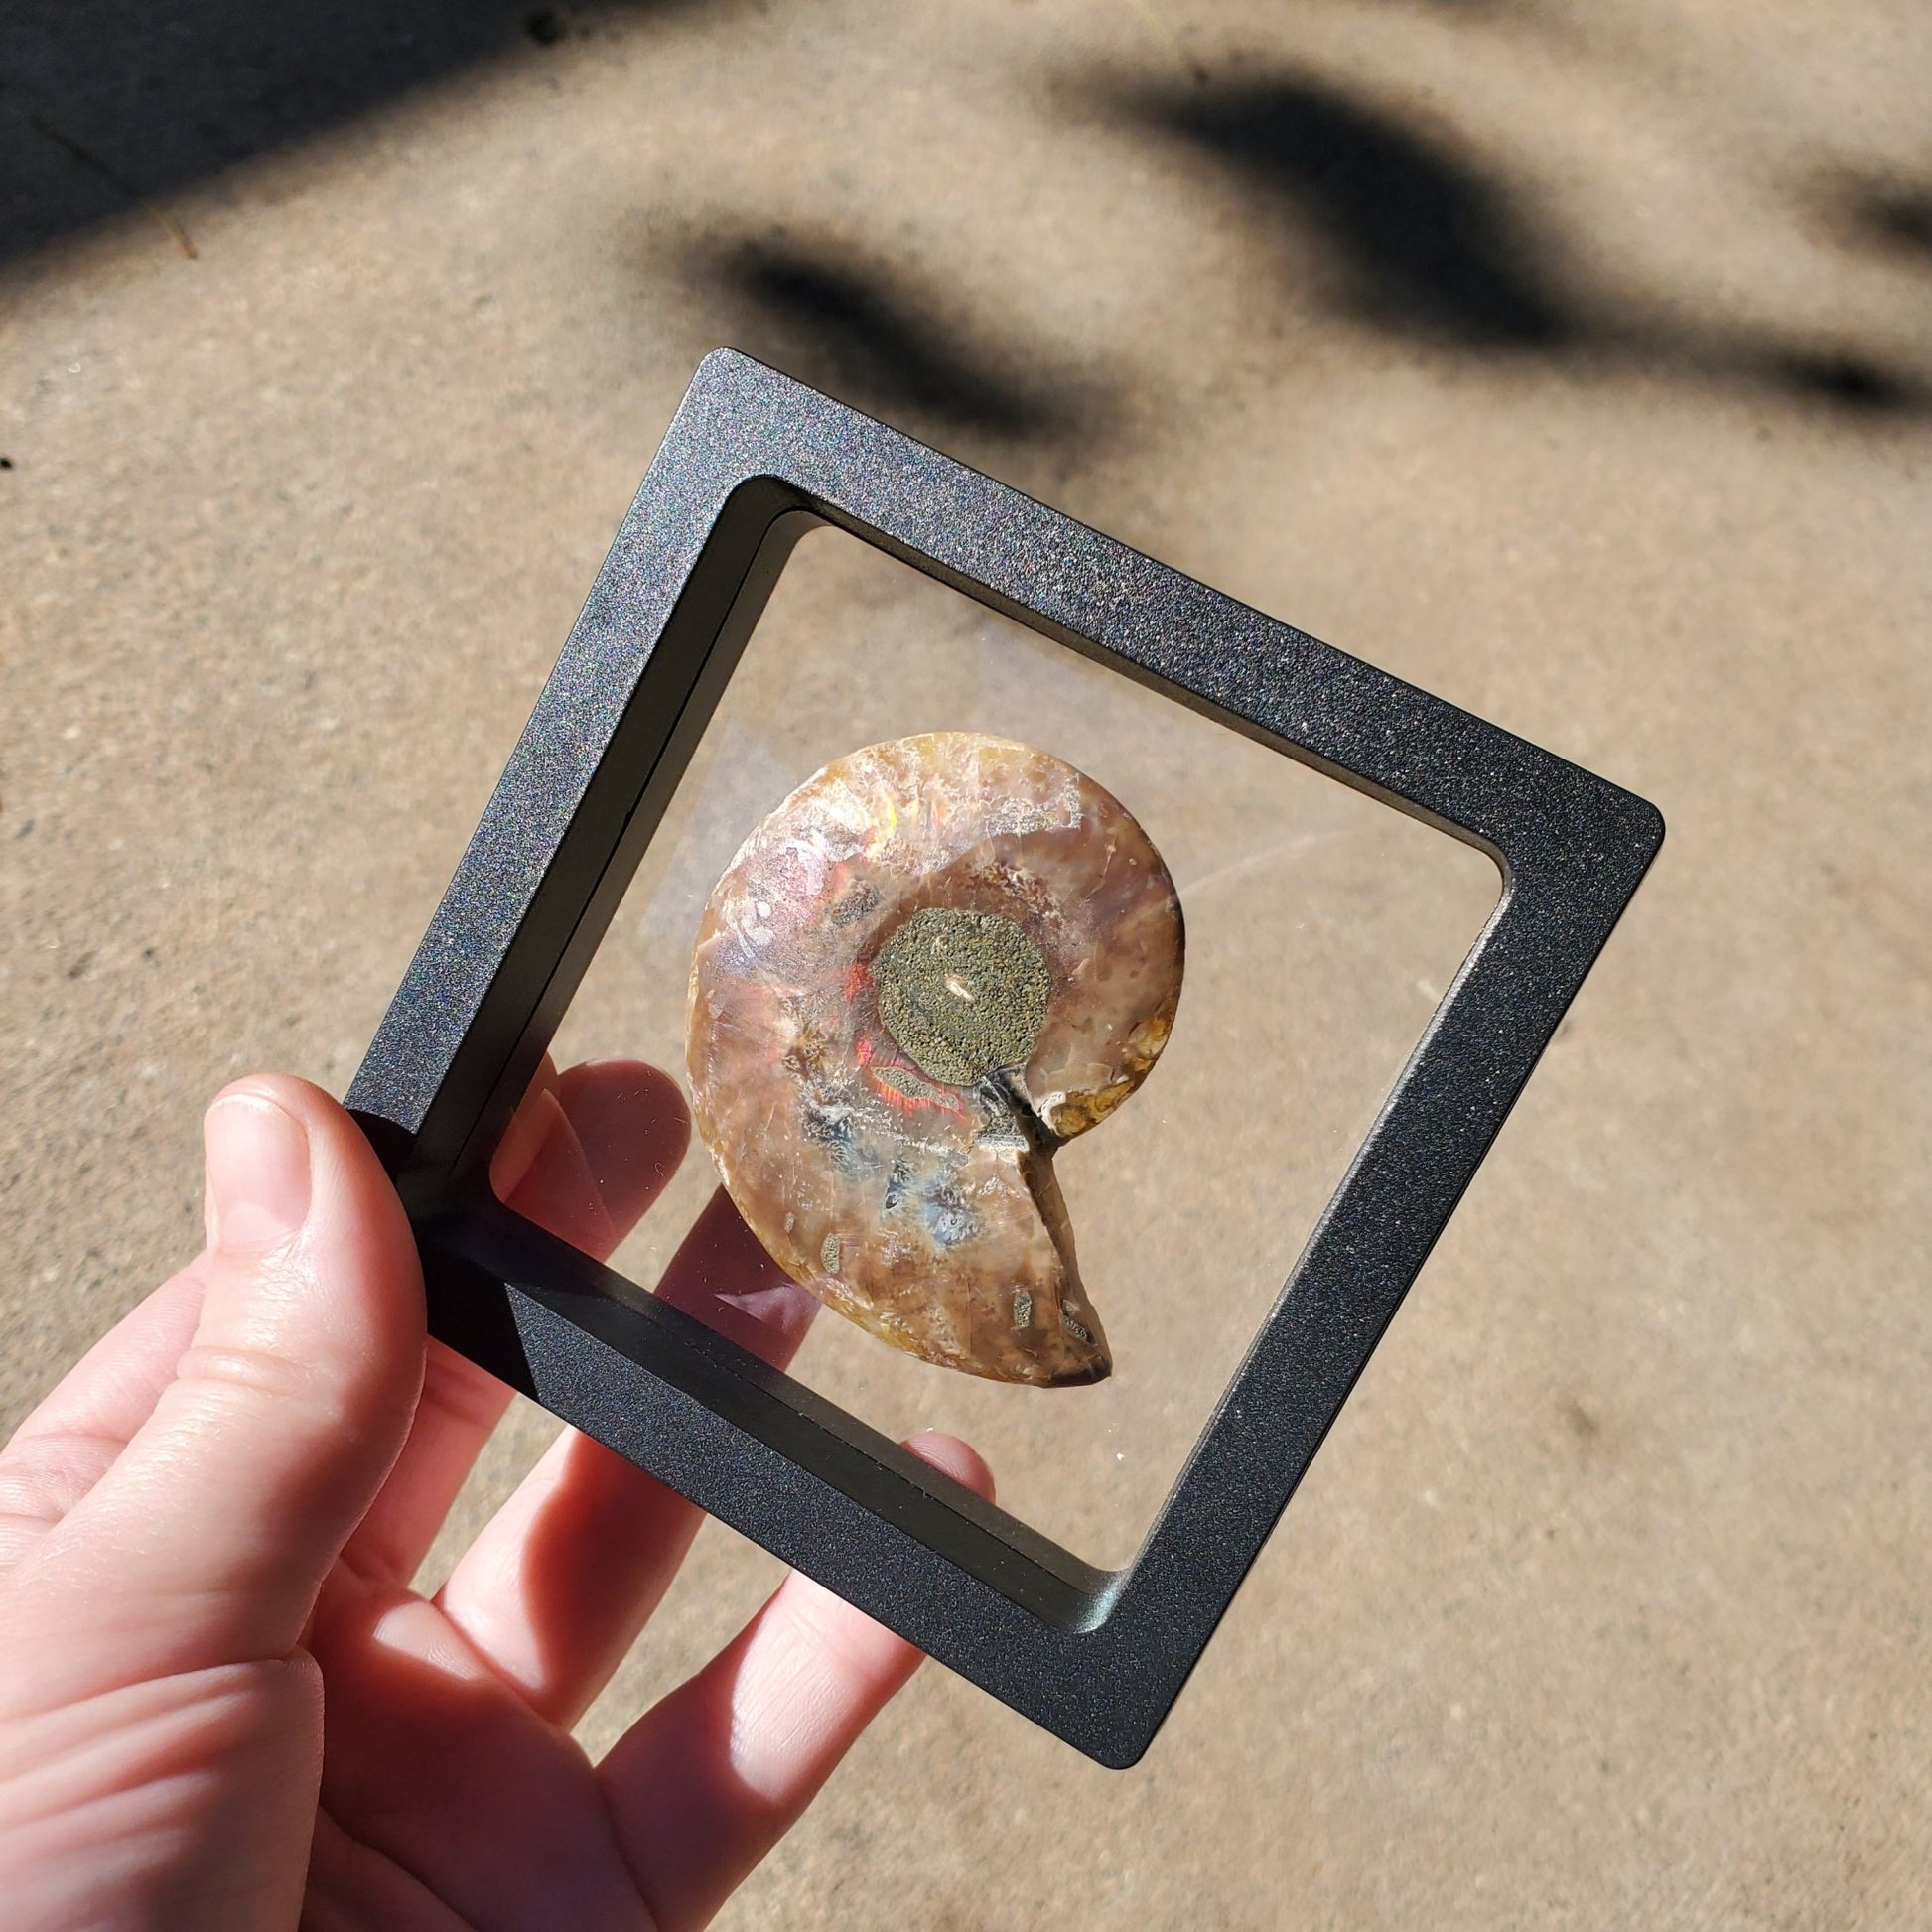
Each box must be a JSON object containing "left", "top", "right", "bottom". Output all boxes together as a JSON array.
[
  {"left": 1142, "top": 77, "right": 1579, "bottom": 352},
  {"left": 674, "top": 230, "right": 1108, "bottom": 449},
  {"left": 1821, "top": 172, "right": 1932, "bottom": 270},
  {"left": 1096, "top": 68, "right": 1931, "bottom": 426}
]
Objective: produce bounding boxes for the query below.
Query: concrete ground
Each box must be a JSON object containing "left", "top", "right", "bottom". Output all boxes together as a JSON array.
[{"left": 4, "top": 1, "right": 1929, "bottom": 1925}]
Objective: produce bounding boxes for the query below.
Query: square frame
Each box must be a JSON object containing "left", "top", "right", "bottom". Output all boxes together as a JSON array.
[{"left": 347, "top": 350, "right": 1664, "bottom": 1767}]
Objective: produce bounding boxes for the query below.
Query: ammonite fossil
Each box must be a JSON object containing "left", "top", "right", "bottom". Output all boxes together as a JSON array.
[{"left": 686, "top": 732, "right": 1183, "bottom": 1386}]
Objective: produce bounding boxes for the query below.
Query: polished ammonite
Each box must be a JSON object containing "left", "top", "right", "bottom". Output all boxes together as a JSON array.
[{"left": 686, "top": 733, "right": 1183, "bottom": 1386}]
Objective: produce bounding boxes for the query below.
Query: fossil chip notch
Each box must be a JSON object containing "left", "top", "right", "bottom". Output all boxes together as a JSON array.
[{"left": 686, "top": 732, "right": 1183, "bottom": 1386}]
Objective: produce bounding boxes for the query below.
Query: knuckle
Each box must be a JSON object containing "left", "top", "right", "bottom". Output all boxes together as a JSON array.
[
  {"left": 0, "top": 1432, "right": 117, "bottom": 1534},
  {"left": 170, "top": 1341, "right": 360, "bottom": 1437}
]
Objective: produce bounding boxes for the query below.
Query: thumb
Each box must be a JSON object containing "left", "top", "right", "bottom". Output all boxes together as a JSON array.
[{"left": 16, "top": 1077, "right": 426, "bottom": 1697}]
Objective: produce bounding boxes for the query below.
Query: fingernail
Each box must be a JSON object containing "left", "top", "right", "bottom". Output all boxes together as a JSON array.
[{"left": 206, "top": 1093, "right": 313, "bottom": 1250}]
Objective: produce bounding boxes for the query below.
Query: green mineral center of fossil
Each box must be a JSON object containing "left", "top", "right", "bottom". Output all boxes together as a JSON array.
[{"left": 872, "top": 907, "right": 1051, "bottom": 1085}]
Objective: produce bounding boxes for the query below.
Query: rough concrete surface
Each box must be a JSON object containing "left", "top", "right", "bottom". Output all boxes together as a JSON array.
[{"left": 3, "top": 1, "right": 1929, "bottom": 1925}]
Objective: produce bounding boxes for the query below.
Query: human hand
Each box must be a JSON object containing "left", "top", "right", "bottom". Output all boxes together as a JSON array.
[{"left": 0, "top": 1063, "right": 990, "bottom": 1929}]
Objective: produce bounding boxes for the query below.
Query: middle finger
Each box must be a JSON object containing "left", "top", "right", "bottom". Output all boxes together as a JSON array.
[{"left": 431, "top": 1184, "right": 818, "bottom": 1727}]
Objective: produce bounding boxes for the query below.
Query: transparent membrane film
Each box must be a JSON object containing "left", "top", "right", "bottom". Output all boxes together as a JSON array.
[{"left": 503, "top": 529, "right": 1501, "bottom": 1568}]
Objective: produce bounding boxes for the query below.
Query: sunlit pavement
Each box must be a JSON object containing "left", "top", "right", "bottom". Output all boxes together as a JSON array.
[{"left": 4, "top": 3, "right": 1928, "bottom": 1923}]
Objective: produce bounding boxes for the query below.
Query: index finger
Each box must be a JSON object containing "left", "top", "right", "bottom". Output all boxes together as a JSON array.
[{"left": 341, "top": 1056, "right": 690, "bottom": 1587}]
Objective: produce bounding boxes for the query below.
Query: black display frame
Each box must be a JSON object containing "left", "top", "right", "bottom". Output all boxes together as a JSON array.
[{"left": 347, "top": 350, "right": 1664, "bottom": 1767}]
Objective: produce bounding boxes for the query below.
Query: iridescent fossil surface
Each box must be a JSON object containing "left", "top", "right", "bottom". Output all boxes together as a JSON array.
[{"left": 686, "top": 732, "right": 1183, "bottom": 1386}]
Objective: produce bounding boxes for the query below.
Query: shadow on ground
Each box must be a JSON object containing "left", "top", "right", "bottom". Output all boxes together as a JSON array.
[
  {"left": 676, "top": 230, "right": 1109, "bottom": 450},
  {"left": 1099, "top": 69, "right": 1930, "bottom": 424},
  {"left": 1144, "top": 78, "right": 1578, "bottom": 352},
  {"left": 1823, "top": 172, "right": 1932, "bottom": 268},
  {"left": 14, "top": 9, "right": 1923, "bottom": 448},
  {"left": 0, "top": 0, "right": 703, "bottom": 266}
]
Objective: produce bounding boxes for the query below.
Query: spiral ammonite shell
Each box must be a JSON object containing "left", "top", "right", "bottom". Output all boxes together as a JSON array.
[{"left": 686, "top": 732, "right": 1183, "bottom": 1386}]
